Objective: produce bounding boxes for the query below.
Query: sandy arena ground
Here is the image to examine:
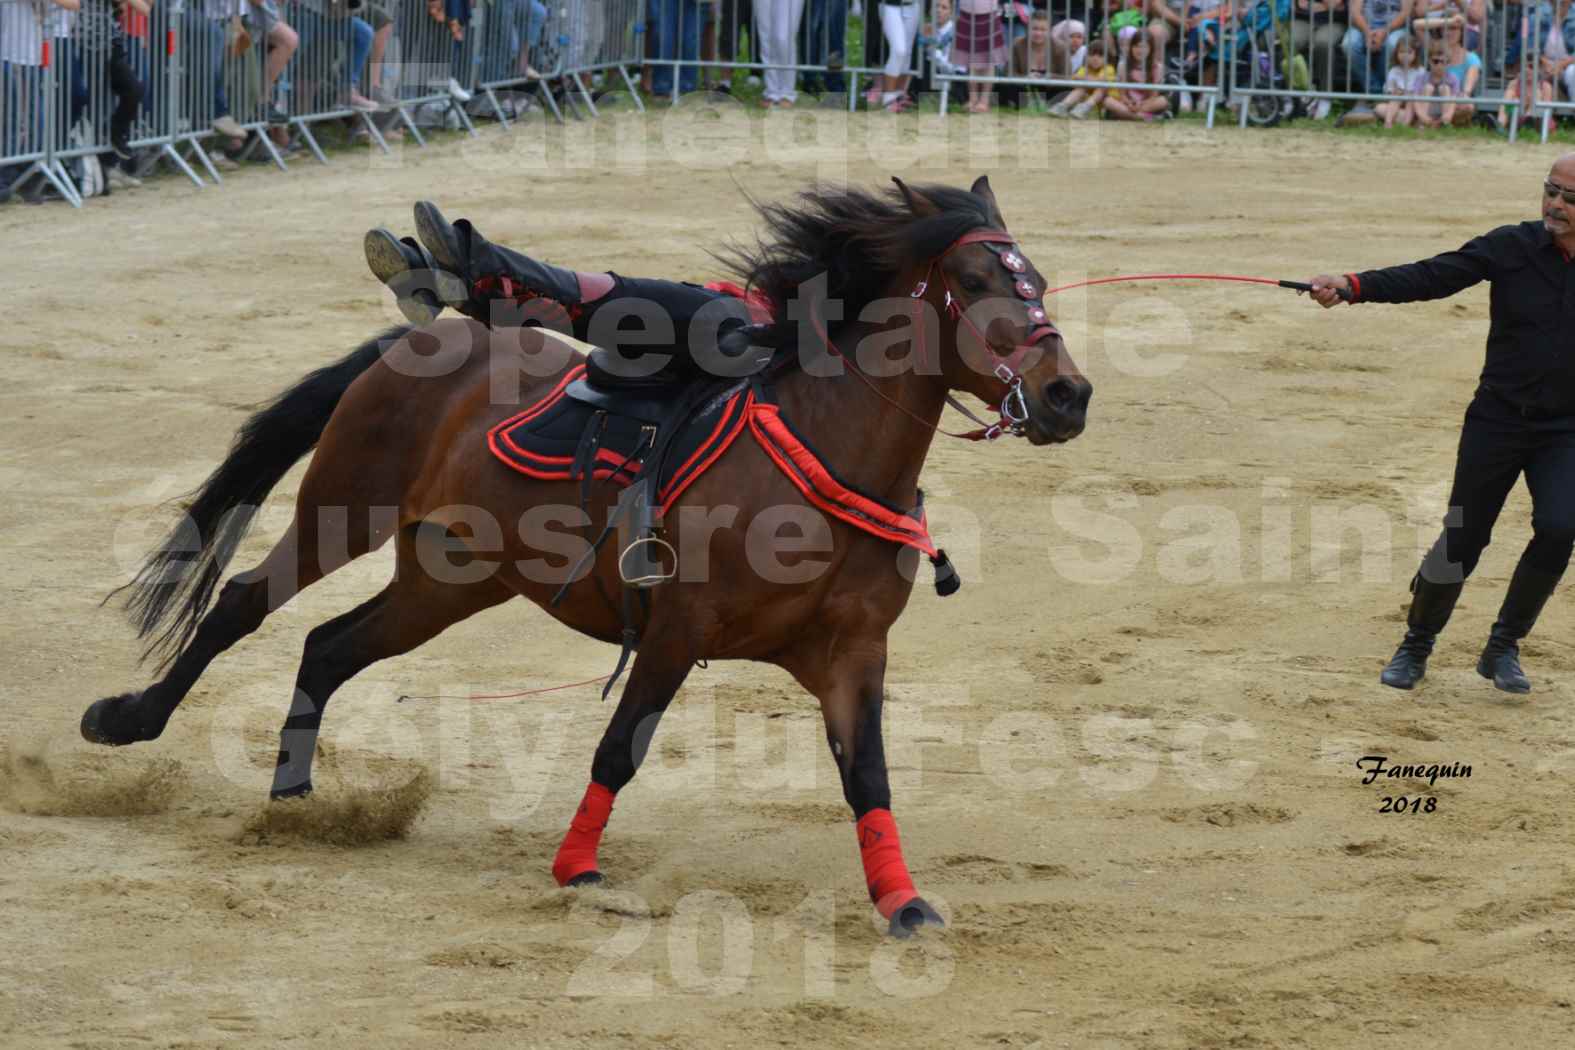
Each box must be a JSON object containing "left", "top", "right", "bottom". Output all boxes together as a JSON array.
[{"left": 3, "top": 107, "right": 1574, "bottom": 1049}]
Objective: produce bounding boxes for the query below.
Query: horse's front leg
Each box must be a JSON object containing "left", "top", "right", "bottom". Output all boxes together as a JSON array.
[
  {"left": 800, "top": 651, "right": 945, "bottom": 938},
  {"left": 550, "top": 642, "right": 692, "bottom": 887}
]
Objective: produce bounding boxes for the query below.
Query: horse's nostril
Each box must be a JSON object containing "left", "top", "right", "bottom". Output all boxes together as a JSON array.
[{"left": 1045, "top": 377, "right": 1077, "bottom": 410}]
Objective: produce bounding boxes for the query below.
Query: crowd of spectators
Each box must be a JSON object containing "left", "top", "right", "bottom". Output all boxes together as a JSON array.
[
  {"left": 1319, "top": 1, "right": 1573, "bottom": 129},
  {"left": 5, "top": 0, "right": 1575, "bottom": 203},
  {"left": 634, "top": 0, "right": 1575, "bottom": 127},
  {"left": 0, "top": 0, "right": 501, "bottom": 200}
]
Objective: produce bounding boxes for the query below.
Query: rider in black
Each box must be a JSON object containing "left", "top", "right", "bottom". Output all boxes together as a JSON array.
[{"left": 365, "top": 203, "right": 758, "bottom": 377}]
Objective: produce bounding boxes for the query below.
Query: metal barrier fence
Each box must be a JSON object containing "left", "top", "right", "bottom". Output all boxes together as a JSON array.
[
  {"left": 382, "top": 0, "right": 480, "bottom": 142},
  {"left": 925, "top": 0, "right": 1224, "bottom": 123},
  {"left": 1224, "top": 0, "right": 1565, "bottom": 143},
  {"left": 1524, "top": 6, "right": 1575, "bottom": 144},
  {"left": 635, "top": 0, "right": 869, "bottom": 111},
  {"left": 1, "top": 0, "right": 532, "bottom": 205},
  {"left": 2, "top": 0, "right": 76, "bottom": 203},
  {"left": 275, "top": 0, "right": 393, "bottom": 162},
  {"left": 851, "top": 0, "right": 925, "bottom": 112},
  {"left": 554, "top": 0, "right": 643, "bottom": 117},
  {"left": 7, "top": 0, "right": 1575, "bottom": 206},
  {"left": 474, "top": 0, "right": 579, "bottom": 124}
]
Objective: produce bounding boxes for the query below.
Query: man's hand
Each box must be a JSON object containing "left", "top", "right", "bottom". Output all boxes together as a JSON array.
[
  {"left": 1309, "top": 274, "right": 1352, "bottom": 308},
  {"left": 1367, "top": 27, "right": 1387, "bottom": 49}
]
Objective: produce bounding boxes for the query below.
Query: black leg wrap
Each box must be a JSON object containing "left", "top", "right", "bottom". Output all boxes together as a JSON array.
[{"left": 270, "top": 689, "right": 322, "bottom": 798}]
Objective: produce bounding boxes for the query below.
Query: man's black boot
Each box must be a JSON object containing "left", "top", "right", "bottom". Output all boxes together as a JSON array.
[
  {"left": 1477, "top": 562, "right": 1564, "bottom": 694},
  {"left": 1380, "top": 574, "right": 1465, "bottom": 690}
]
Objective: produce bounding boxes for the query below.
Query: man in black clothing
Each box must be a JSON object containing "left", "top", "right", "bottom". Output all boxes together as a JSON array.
[{"left": 1308, "top": 153, "right": 1575, "bottom": 694}]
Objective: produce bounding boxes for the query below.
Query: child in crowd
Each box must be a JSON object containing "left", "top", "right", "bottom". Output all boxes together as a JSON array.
[
  {"left": 1049, "top": 17, "right": 1087, "bottom": 76},
  {"left": 953, "top": 0, "right": 1007, "bottom": 112},
  {"left": 1104, "top": 0, "right": 1147, "bottom": 54},
  {"left": 920, "top": 0, "right": 968, "bottom": 104},
  {"left": 1412, "top": 49, "right": 1458, "bottom": 128},
  {"left": 1105, "top": 27, "right": 1170, "bottom": 118},
  {"left": 927, "top": 0, "right": 963, "bottom": 76},
  {"left": 1375, "top": 33, "right": 1422, "bottom": 127},
  {"left": 1050, "top": 39, "right": 1115, "bottom": 116},
  {"left": 1497, "top": 55, "right": 1552, "bottom": 129}
]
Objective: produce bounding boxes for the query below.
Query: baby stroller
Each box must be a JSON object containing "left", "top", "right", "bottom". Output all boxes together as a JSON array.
[{"left": 1226, "top": 0, "right": 1303, "bottom": 126}]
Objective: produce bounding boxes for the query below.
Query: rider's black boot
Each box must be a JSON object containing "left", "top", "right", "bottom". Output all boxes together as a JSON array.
[
  {"left": 363, "top": 227, "right": 469, "bottom": 325},
  {"left": 413, "top": 201, "right": 584, "bottom": 329}
]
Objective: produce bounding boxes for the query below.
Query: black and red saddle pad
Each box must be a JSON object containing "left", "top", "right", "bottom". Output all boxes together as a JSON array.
[
  {"left": 486, "top": 364, "right": 752, "bottom": 514},
  {"left": 486, "top": 363, "right": 940, "bottom": 562}
]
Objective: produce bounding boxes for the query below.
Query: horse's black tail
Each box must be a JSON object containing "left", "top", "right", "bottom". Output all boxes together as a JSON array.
[{"left": 108, "top": 325, "right": 410, "bottom": 670}]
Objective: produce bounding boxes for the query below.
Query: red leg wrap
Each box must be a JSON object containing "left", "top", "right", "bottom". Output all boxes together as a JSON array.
[
  {"left": 552, "top": 782, "right": 615, "bottom": 886},
  {"left": 856, "top": 809, "right": 919, "bottom": 918}
]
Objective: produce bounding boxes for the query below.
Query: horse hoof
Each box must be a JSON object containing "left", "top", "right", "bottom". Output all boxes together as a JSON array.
[
  {"left": 80, "top": 693, "right": 144, "bottom": 747},
  {"left": 888, "top": 896, "right": 945, "bottom": 938},
  {"left": 270, "top": 780, "right": 314, "bottom": 801},
  {"left": 565, "top": 871, "right": 604, "bottom": 888}
]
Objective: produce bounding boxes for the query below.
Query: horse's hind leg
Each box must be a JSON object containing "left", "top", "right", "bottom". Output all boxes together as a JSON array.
[
  {"left": 83, "top": 492, "right": 394, "bottom": 747},
  {"left": 269, "top": 523, "right": 513, "bottom": 798},
  {"left": 83, "top": 523, "right": 319, "bottom": 745}
]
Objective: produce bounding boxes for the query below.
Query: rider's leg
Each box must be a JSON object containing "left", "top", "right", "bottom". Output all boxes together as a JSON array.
[{"left": 411, "top": 202, "right": 753, "bottom": 357}]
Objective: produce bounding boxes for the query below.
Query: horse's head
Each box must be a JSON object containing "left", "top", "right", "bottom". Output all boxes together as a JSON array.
[{"left": 895, "top": 176, "right": 1092, "bottom": 445}]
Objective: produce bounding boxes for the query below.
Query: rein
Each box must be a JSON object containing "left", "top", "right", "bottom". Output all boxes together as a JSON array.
[{"left": 812, "top": 241, "right": 1322, "bottom": 443}]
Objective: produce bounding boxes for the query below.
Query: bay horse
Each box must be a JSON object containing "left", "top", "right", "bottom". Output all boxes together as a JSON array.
[{"left": 82, "top": 177, "right": 1091, "bottom": 935}]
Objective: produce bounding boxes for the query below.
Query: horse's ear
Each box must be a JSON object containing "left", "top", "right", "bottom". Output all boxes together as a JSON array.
[
  {"left": 970, "top": 175, "right": 1007, "bottom": 229},
  {"left": 893, "top": 176, "right": 940, "bottom": 218}
]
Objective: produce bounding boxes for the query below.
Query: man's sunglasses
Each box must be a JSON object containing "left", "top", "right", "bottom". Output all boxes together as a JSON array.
[{"left": 1545, "top": 181, "right": 1575, "bottom": 205}]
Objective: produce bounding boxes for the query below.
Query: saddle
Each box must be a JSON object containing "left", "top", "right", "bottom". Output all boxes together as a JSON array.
[
  {"left": 487, "top": 341, "right": 766, "bottom": 697},
  {"left": 485, "top": 328, "right": 959, "bottom": 700},
  {"left": 580, "top": 320, "right": 779, "bottom": 394},
  {"left": 489, "top": 363, "right": 753, "bottom": 525}
]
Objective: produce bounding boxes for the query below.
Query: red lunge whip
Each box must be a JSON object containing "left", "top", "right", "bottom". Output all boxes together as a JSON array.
[{"left": 1040, "top": 273, "right": 1350, "bottom": 300}]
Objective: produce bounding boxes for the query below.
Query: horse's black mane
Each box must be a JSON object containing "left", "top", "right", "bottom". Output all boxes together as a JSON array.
[{"left": 723, "top": 183, "right": 995, "bottom": 338}]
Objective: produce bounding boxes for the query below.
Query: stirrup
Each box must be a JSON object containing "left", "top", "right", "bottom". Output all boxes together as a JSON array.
[{"left": 618, "top": 535, "right": 677, "bottom": 588}]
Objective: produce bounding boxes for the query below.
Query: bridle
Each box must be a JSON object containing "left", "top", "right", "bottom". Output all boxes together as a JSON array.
[
  {"left": 912, "top": 228, "right": 1060, "bottom": 440},
  {"left": 806, "top": 226, "right": 1062, "bottom": 442}
]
